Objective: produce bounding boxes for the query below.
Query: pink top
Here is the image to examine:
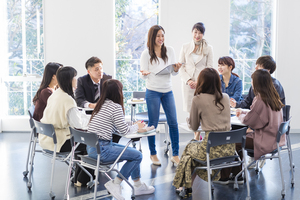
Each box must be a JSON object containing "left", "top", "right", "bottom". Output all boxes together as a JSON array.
[{"left": 238, "top": 96, "right": 285, "bottom": 160}]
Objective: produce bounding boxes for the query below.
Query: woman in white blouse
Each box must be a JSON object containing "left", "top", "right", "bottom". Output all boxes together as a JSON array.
[
  {"left": 140, "top": 25, "right": 181, "bottom": 165},
  {"left": 179, "top": 22, "right": 214, "bottom": 140}
]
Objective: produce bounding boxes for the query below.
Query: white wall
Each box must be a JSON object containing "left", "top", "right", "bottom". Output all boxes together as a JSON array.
[
  {"left": 44, "top": 0, "right": 115, "bottom": 77},
  {"left": 160, "top": 0, "right": 230, "bottom": 124},
  {"left": 277, "top": 0, "right": 300, "bottom": 132}
]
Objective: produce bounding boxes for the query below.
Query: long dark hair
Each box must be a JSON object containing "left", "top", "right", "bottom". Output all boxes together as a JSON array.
[
  {"left": 33, "top": 62, "right": 62, "bottom": 104},
  {"left": 147, "top": 25, "right": 168, "bottom": 64},
  {"left": 90, "top": 79, "right": 124, "bottom": 121},
  {"left": 56, "top": 66, "right": 77, "bottom": 99},
  {"left": 251, "top": 69, "right": 283, "bottom": 111},
  {"left": 218, "top": 56, "right": 239, "bottom": 77},
  {"left": 194, "top": 68, "right": 224, "bottom": 111}
]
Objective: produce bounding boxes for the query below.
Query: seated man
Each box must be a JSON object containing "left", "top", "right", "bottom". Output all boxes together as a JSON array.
[
  {"left": 230, "top": 55, "right": 285, "bottom": 109},
  {"left": 75, "top": 56, "right": 111, "bottom": 109},
  {"left": 75, "top": 56, "right": 121, "bottom": 143}
]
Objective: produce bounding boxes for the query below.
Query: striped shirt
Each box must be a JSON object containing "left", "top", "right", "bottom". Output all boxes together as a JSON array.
[{"left": 88, "top": 99, "right": 138, "bottom": 141}]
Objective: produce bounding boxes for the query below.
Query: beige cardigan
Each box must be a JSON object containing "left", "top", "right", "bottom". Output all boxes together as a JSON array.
[
  {"left": 179, "top": 40, "right": 213, "bottom": 112},
  {"left": 39, "top": 88, "right": 77, "bottom": 152}
]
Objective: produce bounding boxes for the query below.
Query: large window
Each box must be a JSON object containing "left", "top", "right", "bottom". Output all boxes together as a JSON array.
[
  {"left": 0, "top": 0, "right": 44, "bottom": 116},
  {"left": 230, "top": 0, "right": 277, "bottom": 93},
  {"left": 115, "top": 0, "right": 159, "bottom": 116}
]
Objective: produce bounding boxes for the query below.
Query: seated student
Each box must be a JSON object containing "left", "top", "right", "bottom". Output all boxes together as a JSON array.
[
  {"left": 218, "top": 56, "right": 243, "bottom": 102},
  {"left": 215, "top": 69, "right": 285, "bottom": 185},
  {"left": 87, "top": 79, "right": 155, "bottom": 200},
  {"left": 33, "top": 62, "right": 62, "bottom": 121},
  {"left": 173, "top": 68, "right": 234, "bottom": 194},
  {"left": 39, "top": 66, "right": 90, "bottom": 186},
  {"left": 75, "top": 56, "right": 120, "bottom": 143},
  {"left": 230, "top": 55, "right": 285, "bottom": 109},
  {"left": 75, "top": 56, "right": 111, "bottom": 109}
]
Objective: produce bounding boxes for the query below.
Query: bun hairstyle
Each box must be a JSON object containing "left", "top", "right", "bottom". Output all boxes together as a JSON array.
[
  {"left": 192, "top": 22, "right": 205, "bottom": 34},
  {"left": 218, "top": 56, "right": 239, "bottom": 77}
]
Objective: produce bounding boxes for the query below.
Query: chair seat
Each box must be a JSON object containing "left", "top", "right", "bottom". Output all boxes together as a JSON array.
[
  {"left": 78, "top": 155, "right": 124, "bottom": 166},
  {"left": 135, "top": 112, "right": 167, "bottom": 122},
  {"left": 194, "top": 155, "right": 239, "bottom": 166}
]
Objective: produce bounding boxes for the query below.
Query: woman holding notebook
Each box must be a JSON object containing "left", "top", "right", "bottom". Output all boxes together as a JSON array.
[
  {"left": 179, "top": 22, "right": 213, "bottom": 141},
  {"left": 140, "top": 25, "right": 181, "bottom": 166}
]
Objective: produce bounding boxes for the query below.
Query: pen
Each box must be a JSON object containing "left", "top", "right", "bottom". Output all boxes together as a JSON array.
[{"left": 141, "top": 120, "right": 144, "bottom": 123}]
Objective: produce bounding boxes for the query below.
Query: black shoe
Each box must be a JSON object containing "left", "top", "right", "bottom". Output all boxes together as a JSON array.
[{"left": 229, "top": 176, "right": 244, "bottom": 184}]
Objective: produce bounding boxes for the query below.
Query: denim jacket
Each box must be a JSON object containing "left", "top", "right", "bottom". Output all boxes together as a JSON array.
[{"left": 220, "top": 74, "right": 243, "bottom": 102}]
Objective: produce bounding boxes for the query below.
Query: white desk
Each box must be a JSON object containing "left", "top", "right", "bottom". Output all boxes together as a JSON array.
[
  {"left": 178, "top": 116, "right": 246, "bottom": 133},
  {"left": 123, "top": 130, "right": 156, "bottom": 139},
  {"left": 127, "top": 99, "right": 146, "bottom": 122}
]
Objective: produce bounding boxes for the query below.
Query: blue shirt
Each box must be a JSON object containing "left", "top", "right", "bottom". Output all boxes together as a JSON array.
[{"left": 220, "top": 74, "right": 243, "bottom": 102}]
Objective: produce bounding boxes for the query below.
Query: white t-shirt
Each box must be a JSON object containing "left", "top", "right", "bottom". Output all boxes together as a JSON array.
[{"left": 140, "top": 46, "right": 178, "bottom": 93}]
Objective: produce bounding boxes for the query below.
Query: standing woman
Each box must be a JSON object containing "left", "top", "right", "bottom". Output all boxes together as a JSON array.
[
  {"left": 218, "top": 56, "right": 243, "bottom": 102},
  {"left": 32, "top": 62, "right": 63, "bottom": 121},
  {"left": 140, "top": 25, "right": 181, "bottom": 165},
  {"left": 179, "top": 22, "right": 213, "bottom": 141}
]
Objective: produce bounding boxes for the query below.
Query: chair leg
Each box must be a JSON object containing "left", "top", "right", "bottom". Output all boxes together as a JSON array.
[
  {"left": 27, "top": 137, "right": 38, "bottom": 189},
  {"left": 49, "top": 149, "right": 57, "bottom": 199},
  {"left": 277, "top": 144, "right": 285, "bottom": 198},
  {"left": 64, "top": 149, "right": 75, "bottom": 200},
  {"left": 23, "top": 131, "right": 34, "bottom": 177},
  {"left": 163, "top": 123, "right": 170, "bottom": 154},
  {"left": 287, "top": 135, "right": 295, "bottom": 187},
  {"left": 206, "top": 153, "right": 212, "bottom": 200},
  {"left": 242, "top": 149, "right": 251, "bottom": 200}
]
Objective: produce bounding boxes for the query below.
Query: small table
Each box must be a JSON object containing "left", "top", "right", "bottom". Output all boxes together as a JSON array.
[{"left": 127, "top": 99, "right": 146, "bottom": 122}]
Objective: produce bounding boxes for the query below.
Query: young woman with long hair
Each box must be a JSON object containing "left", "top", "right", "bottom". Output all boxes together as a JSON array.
[
  {"left": 140, "top": 25, "right": 182, "bottom": 165},
  {"left": 87, "top": 79, "right": 155, "bottom": 200},
  {"left": 215, "top": 69, "right": 285, "bottom": 185},
  {"left": 32, "top": 62, "right": 62, "bottom": 121},
  {"left": 218, "top": 56, "right": 243, "bottom": 102},
  {"left": 173, "top": 68, "right": 234, "bottom": 194},
  {"left": 39, "top": 66, "right": 90, "bottom": 186}
]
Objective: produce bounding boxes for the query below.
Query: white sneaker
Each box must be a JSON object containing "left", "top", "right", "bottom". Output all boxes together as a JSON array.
[
  {"left": 134, "top": 182, "right": 155, "bottom": 196},
  {"left": 104, "top": 180, "right": 124, "bottom": 200},
  {"left": 248, "top": 157, "right": 256, "bottom": 169}
]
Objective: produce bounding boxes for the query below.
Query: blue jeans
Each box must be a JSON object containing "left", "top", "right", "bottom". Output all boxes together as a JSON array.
[
  {"left": 87, "top": 140, "right": 142, "bottom": 180},
  {"left": 145, "top": 89, "right": 179, "bottom": 156}
]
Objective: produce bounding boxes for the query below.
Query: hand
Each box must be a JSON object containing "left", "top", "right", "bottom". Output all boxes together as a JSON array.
[
  {"left": 230, "top": 98, "right": 236, "bottom": 108},
  {"left": 140, "top": 70, "right": 150, "bottom": 76},
  {"left": 135, "top": 121, "right": 146, "bottom": 129},
  {"left": 89, "top": 103, "right": 96, "bottom": 109},
  {"left": 236, "top": 108, "right": 242, "bottom": 117},
  {"left": 173, "top": 62, "right": 182, "bottom": 72},
  {"left": 187, "top": 80, "right": 197, "bottom": 89}
]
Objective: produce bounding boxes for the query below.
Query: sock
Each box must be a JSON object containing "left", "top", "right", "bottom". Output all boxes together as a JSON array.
[
  {"left": 113, "top": 177, "right": 122, "bottom": 185},
  {"left": 134, "top": 180, "right": 142, "bottom": 187}
]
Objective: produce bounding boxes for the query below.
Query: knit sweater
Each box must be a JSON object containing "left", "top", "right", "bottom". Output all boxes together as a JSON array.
[
  {"left": 189, "top": 93, "right": 231, "bottom": 132},
  {"left": 39, "top": 88, "right": 77, "bottom": 152}
]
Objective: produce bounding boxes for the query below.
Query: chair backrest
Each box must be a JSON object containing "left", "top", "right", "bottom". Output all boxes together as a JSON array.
[
  {"left": 33, "top": 119, "right": 57, "bottom": 144},
  {"left": 28, "top": 110, "right": 35, "bottom": 129},
  {"left": 69, "top": 127, "right": 100, "bottom": 154},
  {"left": 277, "top": 118, "right": 291, "bottom": 143},
  {"left": 133, "top": 91, "right": 146, "bottom": 99},
  {"left": 282, "top": 105, "right": 290, "bottom": 122},
  {"left": 206, "top": 127, "right": 247, "bottom": 153}
]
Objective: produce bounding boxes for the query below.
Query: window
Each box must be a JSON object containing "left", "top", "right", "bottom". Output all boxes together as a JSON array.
[
  {"left": 230, "top": 0, "right": 277, "bottom": 93},
  {"left": 0, "top": 0, "right": 44, "bottom": 116},
  {"left": 115, "top": 0, "right": 159, "bottom": 116}
]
